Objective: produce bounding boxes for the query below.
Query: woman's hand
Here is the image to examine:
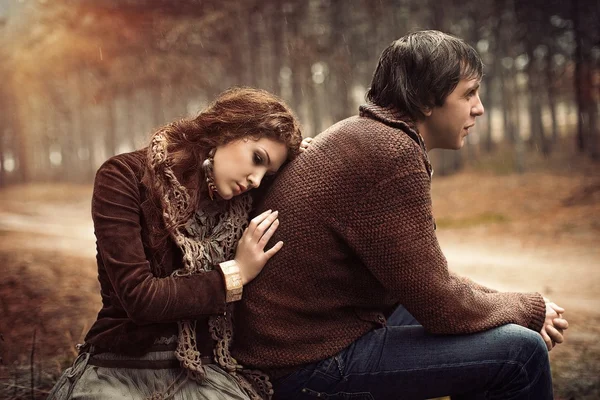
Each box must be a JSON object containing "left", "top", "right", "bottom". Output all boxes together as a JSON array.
[
  {"left": 234, "top": 209, "right": 283, "bottom": 285},
  {"left": 300, "top": 137, "right": 314, "bottom": 153}
]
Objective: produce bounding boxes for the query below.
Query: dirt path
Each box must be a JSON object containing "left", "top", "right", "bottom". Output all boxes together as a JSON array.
[{"left": 440, "top": 232, "right": 600, "bottom": 317}]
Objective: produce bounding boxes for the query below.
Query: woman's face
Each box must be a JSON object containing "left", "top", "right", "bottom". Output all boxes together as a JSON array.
[{"left": 212, "top": 137, "right": 288, "bottom": 200}]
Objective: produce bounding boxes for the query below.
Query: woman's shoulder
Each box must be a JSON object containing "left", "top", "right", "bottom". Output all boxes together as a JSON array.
[
  {"left": 96, "top": 149, "right": 147, "bottom": 181},
  {"left": 95, "top": 149, "right": 146, "bottom": 191}
]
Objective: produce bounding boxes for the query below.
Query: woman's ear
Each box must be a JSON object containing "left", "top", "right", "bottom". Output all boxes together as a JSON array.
[{"left": 422, "top": 107, "right": 433, "bottom": 117}]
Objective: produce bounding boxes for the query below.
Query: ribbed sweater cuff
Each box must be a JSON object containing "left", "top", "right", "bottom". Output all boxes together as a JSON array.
[{"left": 526, "top": 293, "right": 547, "bottom": 332}]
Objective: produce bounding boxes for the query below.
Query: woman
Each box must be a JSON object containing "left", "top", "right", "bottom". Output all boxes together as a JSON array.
[{"left": 48, "top": 87, "right": 305, "bottom": 400}]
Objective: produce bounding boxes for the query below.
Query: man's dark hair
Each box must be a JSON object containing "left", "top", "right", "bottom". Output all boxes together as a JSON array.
[{"left": 366, "top": 30, "right": 483, "bottom": 120}]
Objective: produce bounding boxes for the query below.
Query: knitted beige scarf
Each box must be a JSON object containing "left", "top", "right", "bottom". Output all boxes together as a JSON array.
[{"left": 148, "top": 131, "right": 273, "bottom": 399}]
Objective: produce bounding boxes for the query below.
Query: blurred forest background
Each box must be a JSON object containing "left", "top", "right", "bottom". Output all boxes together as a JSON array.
[
  {"left": 0, "top": 0, "right": 599, "bottom": 399},
  {"left": 0, "top": 0, "right": 599, "bottom": 182}
]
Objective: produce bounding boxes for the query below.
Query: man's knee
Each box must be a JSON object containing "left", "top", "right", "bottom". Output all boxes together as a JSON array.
[{"left": 494, "top": 324, "right": 548, "bottom": 364}]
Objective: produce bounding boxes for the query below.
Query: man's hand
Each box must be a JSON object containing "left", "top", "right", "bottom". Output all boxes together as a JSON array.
[{"left": 540, "top": 298, "right": 568, "bottom": 351}]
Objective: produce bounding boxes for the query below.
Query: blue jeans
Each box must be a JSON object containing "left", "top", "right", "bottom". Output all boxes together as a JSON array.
[{"left": 273, "top": 306, "right": 552, "bottom": 400}]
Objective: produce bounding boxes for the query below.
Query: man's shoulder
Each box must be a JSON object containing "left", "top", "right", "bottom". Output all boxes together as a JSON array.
[
  {"left": 323, "top": 114, "right": 421, "bottom": 150},
  {"left": 316, "top": 114, "right": 424, "bottom": 174}
]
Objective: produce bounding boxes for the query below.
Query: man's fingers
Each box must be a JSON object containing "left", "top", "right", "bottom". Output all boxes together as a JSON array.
[
  {"left": 553, "top": 318, "right": 569, "bottom": 330},
  {"left": 545, "top": 324, "right": 564, "bottom": 344},
  {"left": 264, "top": 241, "right": 284, "bottom": 259},
  {"left": 540, "top": 328, "right": 553, "bottom": 351},
  {"left": 549, "top": 302, "right": 565, "bottom": 314}
]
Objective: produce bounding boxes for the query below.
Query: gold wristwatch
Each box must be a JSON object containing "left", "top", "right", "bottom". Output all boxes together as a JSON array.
[{"left": 219, "top": 260, "right": 243, "bottom": 303}]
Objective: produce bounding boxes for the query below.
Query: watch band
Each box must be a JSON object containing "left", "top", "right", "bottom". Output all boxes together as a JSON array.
[{"left": 219, "top": 260, "right": 243, "bottom": 303}]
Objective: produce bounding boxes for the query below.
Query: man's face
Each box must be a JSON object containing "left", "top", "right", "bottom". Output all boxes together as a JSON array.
[{"left": 422, "top": 77, "right": 484, "bottom": 150}]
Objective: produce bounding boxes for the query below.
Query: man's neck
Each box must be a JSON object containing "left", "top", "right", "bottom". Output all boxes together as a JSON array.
[{"left": 415, "top": 120, "right": 433, "bottom": 152}]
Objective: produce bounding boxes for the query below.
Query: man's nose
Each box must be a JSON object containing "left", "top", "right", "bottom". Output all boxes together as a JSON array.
[{"left": 472, "top": 95, "right": 484, "bottom": 116}]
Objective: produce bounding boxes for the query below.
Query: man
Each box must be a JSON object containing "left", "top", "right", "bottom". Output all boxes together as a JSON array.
[{"left": 233, "top": 30, "right": 568, "bottom": 400}]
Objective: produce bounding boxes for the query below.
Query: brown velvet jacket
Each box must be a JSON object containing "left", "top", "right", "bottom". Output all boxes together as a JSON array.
[{"left": 84, "top": 150, "right": 227, "bottom": 355}]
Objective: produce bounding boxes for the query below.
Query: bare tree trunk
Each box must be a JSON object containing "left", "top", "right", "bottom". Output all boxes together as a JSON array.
[
  {"left": 14, "top": 99, "right": 30, "bottom": 183},
  {"left": 527, "top": 60, "right": 549, "bottom": 156},
  {"left": 247, "top": 7, "right": 261, "bottom": 89},
  {"left": 286, "top": 1, "right": 308, "bottom": 127},
  {"left": 330, "top": 0, "right": 352, "bottom": 122},
  {"left": 77, "top": 70, "right": 95, "bottom": 182},
  {"left": 61, "top": 98, "right": 77, "bottom": 182},
  {"left": 513, "top": 73, "right": 525, "bottom": 173},
  {"left": 572, "top": 0, "right": 587, "bottom": 152},
  {"left": 546, "top": 47, "right": 559, "bottom": 145},
  {"left": 309, "top": 73, "right": 323, "bottom": 137},
  {"left": 0, "top": 90, "right": 6, "bottom": 187},
  {"left": 499, "top": 67, "right": 515, "bottom": 144},
  {"left": 124, "top": 90, "right": 136, "bottom": 152},
  {"left": 270, "top": 2, "right": 283, "bottom": 96},
  {"left": 589, "top": 62, "right": 600, "bottom": 160},
  {"left": 228, "top": 3, "right": 250, "bottom": 87},
  {"left": 105, "top": 90, "right": 118, "bottom": 158},
  {"left": 0, "top": 138, "right": 5, "bottom": 187},
  {"left": 151, "top": 82, "right": 163, "bottom": 130}
]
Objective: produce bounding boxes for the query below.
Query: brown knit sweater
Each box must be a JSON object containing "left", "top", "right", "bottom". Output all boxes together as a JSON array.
[{"left": 232, "top": 104, "right": 547, "bottom": 370}]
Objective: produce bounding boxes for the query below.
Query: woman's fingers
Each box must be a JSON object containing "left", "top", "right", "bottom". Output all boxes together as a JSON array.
[
  {"left": 247, "top": 209, "right": 273, "bottom": 234},
  {"left": 253, "top": 211, "right": 278, "bottom": 239},
  {"left": 258, "top": 218, "right": 279, "bottom": 248},
  {"left": 264, "top": 241, "right": 284, "bottom": 259},
  {"left": 300, "top": 137, "right": 314, "bottom": 152}
]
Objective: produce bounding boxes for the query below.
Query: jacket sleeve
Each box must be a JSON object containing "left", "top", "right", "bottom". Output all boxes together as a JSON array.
[
  {"left": 92, "top": 157, "right": 227, "bottom": 324},
  {"left": 344, "top": 167, "right": 546, "bottom": 334}
]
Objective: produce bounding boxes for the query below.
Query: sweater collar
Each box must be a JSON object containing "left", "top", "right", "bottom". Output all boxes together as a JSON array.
[{"left": 359, "top": 103, "right": 433, "bottom": 178}]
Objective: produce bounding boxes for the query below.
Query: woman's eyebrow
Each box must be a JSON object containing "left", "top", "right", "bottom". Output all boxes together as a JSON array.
[{"left": 259, "top": 146, "right": 272, "bottom": 165}]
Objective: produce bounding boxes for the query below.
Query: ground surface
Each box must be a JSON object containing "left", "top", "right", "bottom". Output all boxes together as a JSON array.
[{"left": 0, "top": 164, "right": 599, "bottom": 399}]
